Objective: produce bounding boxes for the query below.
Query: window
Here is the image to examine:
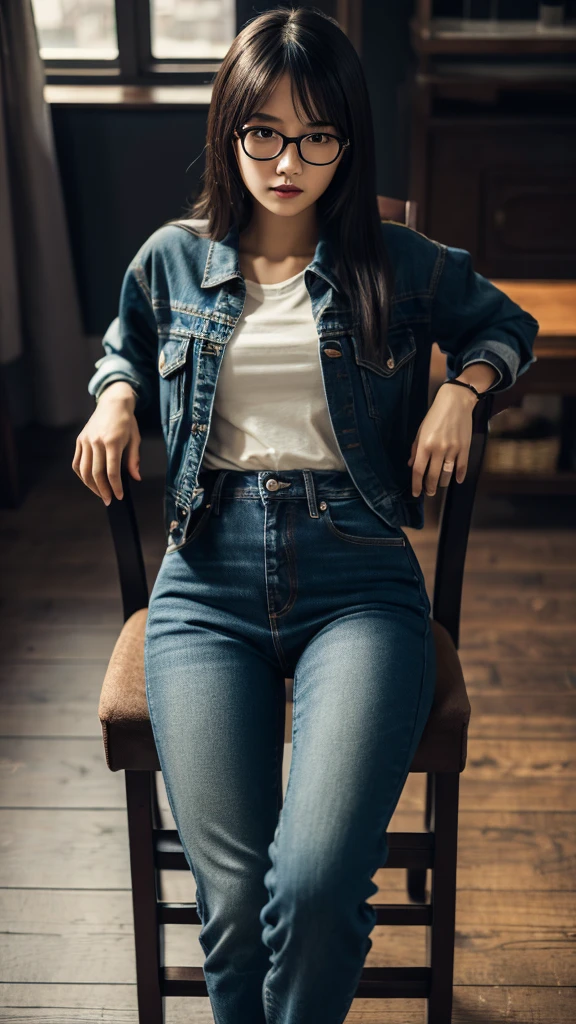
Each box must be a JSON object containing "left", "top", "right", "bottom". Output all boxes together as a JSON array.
[
  {"left": 32, "top": 0, "right": 118, "bottom": 60},
  {"left": 32, "top": 0, "right": 239, "bottom": 84},
  {"left": 151, "top": 0, "right": 235, "bottom": 59}
]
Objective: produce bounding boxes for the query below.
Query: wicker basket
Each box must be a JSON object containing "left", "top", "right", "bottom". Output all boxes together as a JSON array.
[{"left": 484, "top": 436, "right": 561, "bottom": 474}]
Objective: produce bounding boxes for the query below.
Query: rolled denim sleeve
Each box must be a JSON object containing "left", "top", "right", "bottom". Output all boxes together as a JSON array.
[
  {"left": 87, "top": 258, "right": 158, "bottom": 412},
  {"left": 430, "top": 242, "right": 540, "bottom": 394}
]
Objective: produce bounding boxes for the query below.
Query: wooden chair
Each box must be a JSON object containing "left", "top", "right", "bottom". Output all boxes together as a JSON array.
[{"left": 98, "top": 197, "right": 481, "bottom": 1023}]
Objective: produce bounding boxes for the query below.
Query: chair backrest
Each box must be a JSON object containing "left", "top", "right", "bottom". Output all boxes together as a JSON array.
[
  {"left": 109, "top": 197, "right": 496, "bottom": 650},
  {"left": 377, "top": 194, "right": 418, "bottom": 231}
]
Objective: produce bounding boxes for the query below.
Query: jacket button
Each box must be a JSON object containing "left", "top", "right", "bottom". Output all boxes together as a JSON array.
[
  {"left": 158, "top": 350, "right": 166, "bottom": 371},
  {"left": 169, "top": 520, "right": 179, "bottom": 531},
  {"left": 387, "top": 355, "right": 395, "bottom": 369},
  {"left": 323, "top": 347, "right": 342, "bottom": 358}
]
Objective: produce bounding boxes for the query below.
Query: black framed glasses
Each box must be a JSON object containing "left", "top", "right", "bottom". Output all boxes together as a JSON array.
[{"left": 234, "top": 126, "right": 350, "bottom": 166}]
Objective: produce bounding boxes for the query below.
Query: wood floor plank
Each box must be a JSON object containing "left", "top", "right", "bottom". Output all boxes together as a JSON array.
[
  {"left": 4, "top": 883, "right": 573, "bottom": 930},
  {"left": 1, "top": 621, "right": 567, "bottom": 668},
  {"left": 1, "top": 987, "right": 574, "bottom": 1024},
  {"left": 3, "top": 589, "right": 575, "bottom": 626},
  {"left": 458, "top": 629, "right": 576, "bottom": 662},
  {"left": 462, "top": 661, "right": 576, "bottom": 693},
  {"left": 2, "top": 734, "right": 575, "bottom": 807},
  {"left": 1, "top": 808, "right": 574, "bottom": 891},
  {"left": 1, "top": 887, "right": 574, "bottom": 988},
  {"left": 458, "top": 778, "right": 576, "bottom": 811},
  {"left": 1, "top": 922, "right": 573, "bottom": 989},
  {"left": 0, "top": 597, "right": 125, "bottom": 627},
  {"left": 0, "top": 625, "right": 132, "bottom": 663}
]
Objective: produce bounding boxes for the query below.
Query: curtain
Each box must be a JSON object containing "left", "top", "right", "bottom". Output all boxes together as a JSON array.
[{"left": 0, "top": 0, "right": 93, "bottom": 427}]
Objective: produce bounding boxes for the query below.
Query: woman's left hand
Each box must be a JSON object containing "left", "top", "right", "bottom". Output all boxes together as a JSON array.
[{"left": 407, "top": 384, "right": 478, "bottom": 497}]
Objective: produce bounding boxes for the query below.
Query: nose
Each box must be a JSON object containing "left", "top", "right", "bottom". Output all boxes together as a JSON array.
[{"left": 276, "top": 141, "right": 302, "bottom": 174}]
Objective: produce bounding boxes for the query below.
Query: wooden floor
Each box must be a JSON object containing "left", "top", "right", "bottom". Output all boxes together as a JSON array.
[{"left": 1, "top": 425, "right": 575, "bottom": 1023}]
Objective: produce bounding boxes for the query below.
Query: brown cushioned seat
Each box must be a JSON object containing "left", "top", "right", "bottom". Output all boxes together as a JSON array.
[{"left": 99, "top": 609, "right": 470, "bottom": 774}]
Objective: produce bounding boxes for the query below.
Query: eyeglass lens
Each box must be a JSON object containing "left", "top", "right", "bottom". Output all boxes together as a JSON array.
[{"left": 243, "top": 128, "right": 340, "bottom": 165}]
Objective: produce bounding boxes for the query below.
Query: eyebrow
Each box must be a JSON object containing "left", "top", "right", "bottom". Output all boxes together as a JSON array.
[{"left": 247, "top": 111, "right": 333, "bottom": 128}]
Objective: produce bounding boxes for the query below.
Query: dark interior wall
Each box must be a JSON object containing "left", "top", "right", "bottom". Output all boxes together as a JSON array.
[
  {"left": 52, "top": 105, "right": 209, "bottom": 335},
  {"left": 50, "top": 0, "right": 416, "bottom": 337},
  {"left": 363, "top": 0, "right": 415, "bottom": 204}
]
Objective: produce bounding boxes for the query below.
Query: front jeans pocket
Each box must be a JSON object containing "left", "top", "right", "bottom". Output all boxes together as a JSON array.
[{"left": 320, "top": 497, "right": 406, "bottom": 546}]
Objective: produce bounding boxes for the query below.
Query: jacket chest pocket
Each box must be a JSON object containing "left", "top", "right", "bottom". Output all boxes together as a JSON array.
[
  {"left": 158, "top": 333, "right": 192, "bottom": 429},
  {"left": 351, "top": 326, "right": 417, "bottom": 444}
]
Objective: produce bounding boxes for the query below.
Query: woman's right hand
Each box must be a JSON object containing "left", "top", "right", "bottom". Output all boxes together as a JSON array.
[{"left": 72, "top": 381, "right": 142, "bottom": 505}]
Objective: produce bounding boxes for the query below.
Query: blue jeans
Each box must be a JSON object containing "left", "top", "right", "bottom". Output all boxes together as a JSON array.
[{"left": 144, "top": 467, "right": 436, "bottom": 1024}]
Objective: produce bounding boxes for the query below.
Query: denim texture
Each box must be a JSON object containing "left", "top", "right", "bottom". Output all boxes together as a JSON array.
[
  {"left": 144, "top": 466, "right": 437, "bottom": 1024},
  {"left": 87, "top": 218, "right": 539, "bottom": 551}
]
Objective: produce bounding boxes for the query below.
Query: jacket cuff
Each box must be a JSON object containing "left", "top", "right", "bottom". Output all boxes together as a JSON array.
[
  {"left": 453, "top": 340, "right": 523, "bottom": 393},
  {"left": 93, "top": 376, "right": 140, "bottom": 405},
  {"left": 460, "top": 351, "right": 511, "bottom": 393},
  {"left": 88, "top": 358, "right": 151, "bottom": 410}
]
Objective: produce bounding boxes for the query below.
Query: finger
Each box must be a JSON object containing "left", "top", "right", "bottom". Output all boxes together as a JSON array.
[
  {"left": 423, "top": 449, "right": 446, "bottom": 497},
  {"left": 78, "top": 443, "right": 104, "bottom": 501},
  {"left": 72, "top": 438, "right": 83, "bottom": 476},
  {"left": 411, "top": 446, "right": 431, "bottom": 497},
  {"left": 105, "top": 446, "right": 123, "bottom": 501},
  {"left": 126, "top": 430, "right": 141, "bottom": 482},
  {"left": 455, "top": 452, "right": 468, "bottom": 484},
  {"left": 407, "top": 434, "right": 419, "bottom": 467},
  {"left": 439, "top": 455, "right": 456, "bottom": 488},
  {"left": 91, "top": 441, "right": 113, "bottom": 504}
]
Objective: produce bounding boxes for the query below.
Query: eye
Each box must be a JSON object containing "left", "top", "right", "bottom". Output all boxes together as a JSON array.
[
  {"left": 247, "top": 127, "right": 278, "bottom": 140},
  {"left": 306, "top": 133, "right": 332, "bottom": 145}
]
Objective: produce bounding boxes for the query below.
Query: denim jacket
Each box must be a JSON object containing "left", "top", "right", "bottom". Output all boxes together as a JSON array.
[{"left": 87, "top": 217, "right": 539, "bottom": 552}]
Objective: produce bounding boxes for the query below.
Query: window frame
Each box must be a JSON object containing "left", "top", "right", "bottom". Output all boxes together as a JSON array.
[
  {"left": 40, "top": 0, "right": 240, "bottom": 86},
  {"left": 39, "top": 1, "right": 359, "bottom": 87}
]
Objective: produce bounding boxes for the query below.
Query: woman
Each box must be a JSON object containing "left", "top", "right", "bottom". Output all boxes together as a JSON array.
[{"left": 74, "top": 7, "right": 539, "bottom": 1023}]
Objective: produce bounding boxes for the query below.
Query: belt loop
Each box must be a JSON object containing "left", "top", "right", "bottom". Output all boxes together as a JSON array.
[
  {"left": 211, "top": 471, "right": 229, "bottom": 515},
  {"left": 302, "top": 470, "right": 319, "bottom": 518}
]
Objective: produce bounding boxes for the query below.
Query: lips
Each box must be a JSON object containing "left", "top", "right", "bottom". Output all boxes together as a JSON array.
[{"left": 272, "top": 186, "right": 302, "bottom": 193}]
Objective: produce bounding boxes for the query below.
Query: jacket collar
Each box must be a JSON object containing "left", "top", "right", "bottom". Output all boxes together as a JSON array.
[{"left": 200, "top": 218, "right": 342, "bottom": 295}]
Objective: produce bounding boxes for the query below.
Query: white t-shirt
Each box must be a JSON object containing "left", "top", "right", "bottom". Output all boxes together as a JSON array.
[{"left": 201, "top": 268, "right": 347, "bottom": 472}]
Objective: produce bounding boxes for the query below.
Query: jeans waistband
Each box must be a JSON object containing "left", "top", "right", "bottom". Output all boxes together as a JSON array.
[{"left": 197, "top": 467, "right": 361, "bottom": 518}]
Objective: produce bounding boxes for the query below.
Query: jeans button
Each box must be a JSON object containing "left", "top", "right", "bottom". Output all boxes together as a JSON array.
[{"left": 266, "top": 479, "right": 279, "bottom": 491}]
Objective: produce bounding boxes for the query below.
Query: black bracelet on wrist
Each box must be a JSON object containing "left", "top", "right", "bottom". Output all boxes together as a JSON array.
[{"left": 440, "top": 379, "right": 487, "bottom": 400}]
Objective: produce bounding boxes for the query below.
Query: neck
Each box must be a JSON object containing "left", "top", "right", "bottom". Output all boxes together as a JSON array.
[{"left": 239, "top": 204, "right": 319, "bottom": 261}]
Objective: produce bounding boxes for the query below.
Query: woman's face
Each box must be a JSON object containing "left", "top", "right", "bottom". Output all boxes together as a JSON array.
[{"left": 233, "top": 71, "right": 346, "bottom": 219}]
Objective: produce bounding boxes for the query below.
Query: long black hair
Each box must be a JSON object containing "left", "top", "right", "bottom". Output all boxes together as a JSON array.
[{"left": 183, "top": 4, "right": 395, "bottom": 363}]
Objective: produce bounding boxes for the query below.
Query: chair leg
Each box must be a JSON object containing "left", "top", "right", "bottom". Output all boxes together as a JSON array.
[
  {"left": 407, "top": 867, "right": 427, "bottom": 903},
  {"left": 125, "top": 770, "right": 164, "bottom": 1024},
  {"left": 407, "top": 771, "right": 434, "bottom": 903},
  {"left": 151, "top": 770, "right": 164, "bottom": 829},
  {"left": 150, "top": 772, "right": 165, "bottom": 903},
  {"left": 426, "top": 772, "right": 459, "bottom": 1024}
]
